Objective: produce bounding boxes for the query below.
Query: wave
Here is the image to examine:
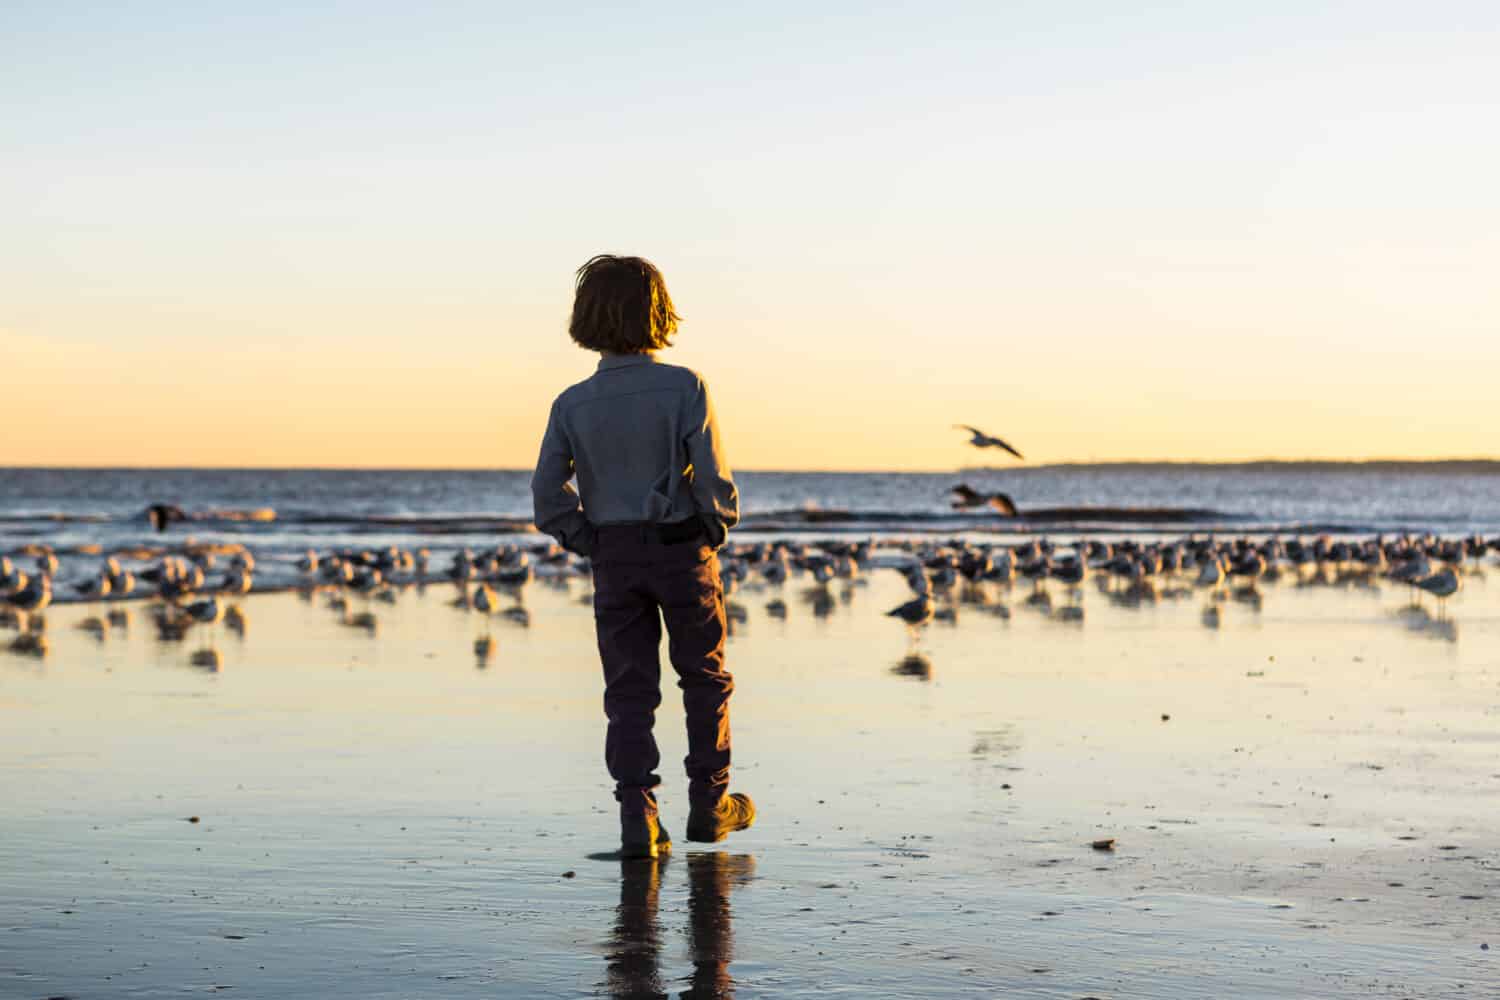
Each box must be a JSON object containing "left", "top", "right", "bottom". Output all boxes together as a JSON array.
[{"left": 741, "top": 505, "right": 1235, "bottom": 527}]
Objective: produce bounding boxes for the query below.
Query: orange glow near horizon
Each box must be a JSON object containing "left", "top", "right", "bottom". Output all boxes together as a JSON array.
[
  {"left": 6, "top": 304, "right": 1497, "bottom": 471},
  {"left": 5, "top": 7, "right": 1497, "bottom": 470}
]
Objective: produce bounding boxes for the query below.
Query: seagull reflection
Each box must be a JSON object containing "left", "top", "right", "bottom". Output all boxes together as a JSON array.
[
  {"left": 1395, "top": 605, "right": 1459, "bottom": 643},
  {"left": 1051, "top": 604, "right": 1085, "bottom": 625},
  {"left": 800, "top": 587, "right": 836, "bottom": 619},
  {"left": 1425, "top": 618, "right": 1459, "bottom": 643},
  {"left": 606, "top": 852, "right": 754, "bottom": 999},
  {"left": 890, "top": 652, "right": 933, "bottom": 681}
]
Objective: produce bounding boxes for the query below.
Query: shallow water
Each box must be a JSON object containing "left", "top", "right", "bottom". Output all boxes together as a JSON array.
[
  {"left": 5, "top": 463, "right": 1500, "bottom": 559},
  {"left": 3, "top": 562, "right": 1497, "bottom": 997}
]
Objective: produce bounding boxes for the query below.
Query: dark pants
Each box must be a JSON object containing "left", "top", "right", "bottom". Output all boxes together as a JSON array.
[{"left": 592, "top": 525, "right": 732, "bottom": 814}]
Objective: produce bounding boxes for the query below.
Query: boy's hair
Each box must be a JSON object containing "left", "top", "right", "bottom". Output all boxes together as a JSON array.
[{"left": 569, "top": 254, "right": 681, "bottom": 353}]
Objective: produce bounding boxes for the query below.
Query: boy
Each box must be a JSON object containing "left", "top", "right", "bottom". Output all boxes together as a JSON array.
[{"left": 531, "top": 254, "right": 755, "bottom": 859}]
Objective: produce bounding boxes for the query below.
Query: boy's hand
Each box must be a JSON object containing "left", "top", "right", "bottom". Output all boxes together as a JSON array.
[{"left": 699, "top": 513, "right": 727, "bottom": 550}]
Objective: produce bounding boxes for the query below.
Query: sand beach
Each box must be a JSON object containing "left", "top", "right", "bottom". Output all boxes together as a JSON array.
[{"left": 3, "top": 539, "right": 1496, "bottom": 998}]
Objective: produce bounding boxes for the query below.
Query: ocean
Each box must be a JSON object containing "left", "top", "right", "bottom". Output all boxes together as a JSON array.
[{"left": 2, "top": 464, "right": 1498, "bottom": 560}]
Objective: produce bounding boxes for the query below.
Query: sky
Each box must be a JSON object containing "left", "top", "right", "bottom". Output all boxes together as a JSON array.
[{"left": 3, "top": 2, "right": 1497, "bottom": 470}]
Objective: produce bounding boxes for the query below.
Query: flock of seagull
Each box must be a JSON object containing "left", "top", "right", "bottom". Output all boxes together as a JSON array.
[
  {"left": 868, "top": 532, "right": 1472, "bottom": 636},
  {"left": 1, "top": 528, "right": 1488, "bottom": 665}
]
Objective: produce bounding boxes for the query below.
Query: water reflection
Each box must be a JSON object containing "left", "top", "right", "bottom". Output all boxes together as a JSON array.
[
  {"left": 606, "top": 852, "right": 754, "bottom": 999},
  {"left": 607, "top": 859, "right": 666, "bottom": 998},
  {"left": 890, "top": 652, "right": 933, "bottom": 681},
  {"left": 1051, "top": 605, "right": 1085, "bottom": 625},
  {"left": 1394, "top": 605, "right": 1459, "bottom": 643},
  {"left": 799, "top": 587, "right": 835, "bottom": 619}
]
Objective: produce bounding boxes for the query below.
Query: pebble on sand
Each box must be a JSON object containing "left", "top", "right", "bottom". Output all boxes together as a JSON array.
[{"left": 1090, "top": 838, "right": 1117, "bottom": 851}]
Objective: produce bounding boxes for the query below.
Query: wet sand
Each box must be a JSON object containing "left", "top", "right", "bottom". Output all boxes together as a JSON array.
[{"left": 2, "top": 562, "right": 1497, "bottom": 997}]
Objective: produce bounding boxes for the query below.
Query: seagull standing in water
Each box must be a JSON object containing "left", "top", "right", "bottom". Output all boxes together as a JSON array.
[
  {"left": 185, "top": 595, "right": 224, "bottom": 650},
  {"left": 1414, "top": 567, "right": 1460, "bottom": 618},
  {"left": 953, "top": 425, "right": 1024, "bottom": 460},
  {"left": 886, "top": 563, "right": 934, "bottom": 641},
  {"left": 886, "top": 591, "right": 934, "bottom": 635},
  {"left": 7, "top": 573, "right": 52, "bottom": 633}
]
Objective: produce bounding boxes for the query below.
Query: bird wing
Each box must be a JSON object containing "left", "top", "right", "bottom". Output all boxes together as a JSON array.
[
  {"left": 987, "top": 493, "right": 1019, "bottom": 517},
  {"left": 990, "top": 436, "right": 1024, "bottom": 460},
  {"left": 954, "top": 424, "right": 1024, "bottom": 459},
  {"left": 886, "top": 597, "right": 919, "bottom": 618}
]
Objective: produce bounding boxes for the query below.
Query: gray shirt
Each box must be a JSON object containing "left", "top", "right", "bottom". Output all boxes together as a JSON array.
[{"left": 531, "top": 353, "right": 740, "bottom": 555}]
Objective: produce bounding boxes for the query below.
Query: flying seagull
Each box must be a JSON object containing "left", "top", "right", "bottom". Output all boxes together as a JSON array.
[
  {"left": 954, "top": 425, "right": 1024, "bottom": 460},
  {"left": 950, "top": 484, "right": 1018, "bottom": 517}
]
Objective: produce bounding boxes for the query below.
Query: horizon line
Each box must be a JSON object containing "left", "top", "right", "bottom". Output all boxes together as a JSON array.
[{"left": 4, "top": 457, "right": 1500, "bottom": 474}]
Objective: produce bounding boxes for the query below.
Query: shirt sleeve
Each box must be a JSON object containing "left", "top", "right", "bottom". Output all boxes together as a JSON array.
[
  {"left": 684, "top": 378, "right": 740, "bottom": 546},
  {"left": 530, "top": 398, "right": 595, "bottom": 556}
]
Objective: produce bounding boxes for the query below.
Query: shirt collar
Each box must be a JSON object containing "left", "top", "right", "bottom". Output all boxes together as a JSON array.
[{"left": 597, "top": 352, "right": 657, "bottom": 371}]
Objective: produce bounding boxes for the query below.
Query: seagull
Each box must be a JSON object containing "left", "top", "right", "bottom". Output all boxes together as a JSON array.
[
  {"left": 108, "top": 566, "right": 135, "bottom": 598},
  {"left": 1, "top": 562, "right": 27, "bottom": 596},
  {"left": 473, "top": 583, "right": 498, "bottom": 616},
  {"left": 949, "top": 484, "right": 1019, "bottom": 516},
  {"left": 219, "top": 567, "right": 253, "bottom": 597},
  {"left": 186, "top": 594, "right": 224, "bottom": 625},
  {"left": 184, "top": 595, "right": 224, "bottom": 649},
  {"left": 1195, "top": 555, "right": 1226, "bottom": 591},
  {"left": 72, "top": 572, "right": 113, "bottom": 602},
  {"left": 7, "top": 574, "right": 52, "bottom": 632},
  {"left": 953, "top": 425, "right": 1024, "bottom": 460},
  {"left": 1413, "top": 567, "right": 1460, "bottom": 617},
  {"left": 1049, "top": 552, "right": 1088, "bottom": 599},
  {"left": 886, "top": 593, "right": 934, "bottom": 633}
]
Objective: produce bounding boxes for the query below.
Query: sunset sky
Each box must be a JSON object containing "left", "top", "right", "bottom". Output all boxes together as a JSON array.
[{"left": 3, "top": 2, "right": 1497, "bottom": 470}]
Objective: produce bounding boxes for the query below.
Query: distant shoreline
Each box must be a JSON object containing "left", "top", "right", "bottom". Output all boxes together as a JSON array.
[
  {"left": 962, "top": 459, "right": 1500, "bottom": 473},
  {"left": 3, "top": 459, "right": 1500, "bottom": 475}
]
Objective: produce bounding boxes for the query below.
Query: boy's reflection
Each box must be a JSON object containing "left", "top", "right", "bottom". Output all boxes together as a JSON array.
[{"left": 606, "top": 852, "right": 755, "bottom": 999}]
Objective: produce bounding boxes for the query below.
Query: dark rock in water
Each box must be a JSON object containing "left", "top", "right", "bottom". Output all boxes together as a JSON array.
[{"left": 1091, "top": 838, "right": 1116, "bottom": 851}]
